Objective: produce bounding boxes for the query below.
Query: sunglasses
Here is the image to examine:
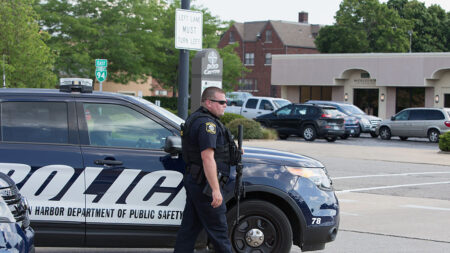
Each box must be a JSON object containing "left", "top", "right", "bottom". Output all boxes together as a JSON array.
[{"left": 209, "top": 99, "right": 227, "bottom": 105}]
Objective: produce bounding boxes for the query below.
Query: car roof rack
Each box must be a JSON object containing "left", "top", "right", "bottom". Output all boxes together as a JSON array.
[{"left": 59, "top": 78, "right": 93, "bottom": 93}]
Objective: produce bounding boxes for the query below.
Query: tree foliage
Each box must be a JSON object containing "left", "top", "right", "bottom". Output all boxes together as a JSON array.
[
  {"left": 33, "top": 0, "right": 246, "bottom": 92},
  {"left": 0, "top": 0, "right": 56, "bottom": 88},
  {"left": 315, "top": 0, "right": 413, "bottom": 53}
]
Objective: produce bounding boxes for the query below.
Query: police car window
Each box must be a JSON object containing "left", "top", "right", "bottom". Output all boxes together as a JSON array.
[
  {"left": 83, "top": 103, "right": 172, "bottom": 149},
  {"left": 245, "top": 99, "right": 258, "bottom": 109},
  {"left": 1, "top": 102, "right": 68, "bottom": 144}
]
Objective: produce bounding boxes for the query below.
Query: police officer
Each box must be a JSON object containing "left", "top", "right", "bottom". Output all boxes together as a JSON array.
[{"left": 174, "top": 87, "right": 232, "bottom": 253}]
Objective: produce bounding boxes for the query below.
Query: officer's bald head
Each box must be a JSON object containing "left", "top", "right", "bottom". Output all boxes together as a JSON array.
[{"left": 201, "top": 87, "right": 225, "bottom": 103}]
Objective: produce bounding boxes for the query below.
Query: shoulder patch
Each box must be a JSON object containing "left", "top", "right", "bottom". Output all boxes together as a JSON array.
[{"left": 205, "top": 122, "right": 216, "bottom": 134}]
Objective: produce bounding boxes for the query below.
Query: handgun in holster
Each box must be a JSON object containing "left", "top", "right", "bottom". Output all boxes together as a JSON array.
[{"left": 202, "top": 172, "right": 229, "bottom": 197}]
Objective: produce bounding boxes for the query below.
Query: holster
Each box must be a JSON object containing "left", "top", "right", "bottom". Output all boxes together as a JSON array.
[{"left": 202, "top": 172, "right": 229, "bottom": 197}]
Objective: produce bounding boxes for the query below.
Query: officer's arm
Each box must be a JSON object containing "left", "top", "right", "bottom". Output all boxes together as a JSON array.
[{"left": 201, "top": 148, "right": 222, "bottom": 208}]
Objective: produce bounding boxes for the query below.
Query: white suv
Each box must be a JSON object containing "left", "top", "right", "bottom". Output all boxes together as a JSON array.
[{"left": 376, "top": 108, "right": 450, "bottom": 142}]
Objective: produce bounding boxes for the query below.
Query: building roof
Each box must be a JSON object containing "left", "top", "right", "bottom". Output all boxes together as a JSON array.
[{"left": 233, "top": 20, "right": 319, "bottom": 48}]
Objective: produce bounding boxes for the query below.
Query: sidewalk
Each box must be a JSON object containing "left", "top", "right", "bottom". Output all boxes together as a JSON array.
[{"left": 243, "top": 140, "right": 450, "bottom": 166}]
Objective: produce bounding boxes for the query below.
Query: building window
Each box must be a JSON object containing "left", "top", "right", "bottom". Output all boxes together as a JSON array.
[
  {"left": 395, "top": 87, "right": 425, "bottom": 113},
  {"left": 265, "top": 53, "right": 272, "bottom": 65},
  {"left": 229, "top": 31, "right": 235, "bottom": 44},
  {"left": 361, "top": 72, "right": 370, "bottom": 78},
  {"left": 239, "top": 79, "right": 258, "bottom": 91},
  {"left": 265, "top": 30, "right": 272, "bottom": 43},
  {"left": 155, "top": 90, "right": 168, "bottom": 96},
  {"left": 244, "top": 53, "right": 254, "bottom": 65}
]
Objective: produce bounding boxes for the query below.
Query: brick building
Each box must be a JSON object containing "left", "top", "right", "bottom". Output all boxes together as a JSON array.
[{"left": 218, "top": 12, "right": 320, "bottom": 97}]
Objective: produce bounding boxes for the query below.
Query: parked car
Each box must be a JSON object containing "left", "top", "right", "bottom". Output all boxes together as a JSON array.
[
  {"left": 376, "top": 107, "right": 450, "bottom": 143},
  {"left": 0, "top": 79, "right": 339, "bottom": 252},
  {"left": 0, "top": 172, "right": 34, "bottom": 253},
  {"left": 225, "top": 91, "right": 253, "bottom": 106},
  {"left": 341, "top": 116, "right": 360, "bottom": 139},
  {"left": 305, "top": 100, "right": 382, "bottom": 137},
  {"left": 256, "top": 103, "right": 345, "bottom": 142},
  {"left": 225, "top": 96, "right": 291, "bottom": 119}
]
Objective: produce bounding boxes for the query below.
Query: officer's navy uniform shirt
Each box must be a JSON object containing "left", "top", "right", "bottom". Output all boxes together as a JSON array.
[{"left": 189, "top": 113, "right": 225, "bottom": 154}]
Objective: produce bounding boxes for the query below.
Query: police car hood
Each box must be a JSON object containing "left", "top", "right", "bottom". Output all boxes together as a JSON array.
[{"left": 241, "top": 147, "right": 323, "bottom": 168}]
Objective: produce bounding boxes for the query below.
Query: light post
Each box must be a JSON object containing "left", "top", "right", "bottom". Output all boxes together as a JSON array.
[
  {"left": 408, "top": 30, "right": 413, "bottom": 53},
  {"left": 2, "top": 54, "right": 5, "bottom": 88}
]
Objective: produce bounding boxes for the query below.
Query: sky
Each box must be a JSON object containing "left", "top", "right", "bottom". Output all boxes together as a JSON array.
[{"left": 192, "top": 0, "right": 450, "bottom": 25}]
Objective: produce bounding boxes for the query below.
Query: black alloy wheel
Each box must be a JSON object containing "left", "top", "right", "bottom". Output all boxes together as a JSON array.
[
  {"left": 370, "top": 132, "right": 379, "bottom": 138},
  {"left": 352, "top": 126, "right": 362, "bottom": 137},
  {"left": 302, "top": 125, "right": 317, "bottom": 141},
  {"left": 379, "top": 127, "right": 391, "bottom": 140},
  {"left": 428, "top": 129, "right": 440, "bottom": 143},
  {"left": 399, "top": 136, "right": 408, "bottom": 141},
  {"left": 227, "top": 200, "right": 292, "bottom": 253},
  {"left": 278, "top": 134, "right": 288, "bottom": 140}
]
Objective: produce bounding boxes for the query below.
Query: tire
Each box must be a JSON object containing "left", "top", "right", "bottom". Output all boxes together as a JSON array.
[
  {"left": 370, "top": 132, "right": 379, "bottom": 138},
  {"left": 399, "top": 136, "right": 408, "bottom": 141},
  {"left": 326, "top": 136, "right": 337, "bottom": 142},
  {"left": 379, "top": 126, "right": 391, "bottom": 140},
  {"left": 352, "top": 126, "right": 361, "bottom": 137},
  {"left": 278, "top": 134, "right": 288, "bottom": 140},
  {"left": 428, "top": 129, "right": 440, "bottom": 143},
  {"left": 340, "top": 134, "right": 349, "bottom": 140},
  {"left": 302, "top": 125, "right": 317, "bottom": 141},
  {"left": 227, "top": 200, "right": 292, "bottom": 253}
]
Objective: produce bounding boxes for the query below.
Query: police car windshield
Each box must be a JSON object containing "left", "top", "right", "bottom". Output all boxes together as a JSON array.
[
  {"left": 274, "top": 100, "right": 291, "bottom": 108},
  {"left": 132, "top": 96, "right": 184, "bottom": 126},
  {"left": 342, "top": 105, "right": 365, "bottom": 115}
]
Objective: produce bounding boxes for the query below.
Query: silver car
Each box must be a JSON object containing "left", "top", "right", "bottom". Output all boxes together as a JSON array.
[{"left": 376, "top": 108, "right": 450, "bottom": 143}]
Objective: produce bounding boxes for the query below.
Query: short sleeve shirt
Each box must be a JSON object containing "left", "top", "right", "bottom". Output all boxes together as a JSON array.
[{"left": 190, "top": 116, "right": 225, "bottom": 152}]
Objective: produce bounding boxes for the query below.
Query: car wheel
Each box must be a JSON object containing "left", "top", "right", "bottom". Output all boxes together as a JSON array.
[
  {"left": 428, "top": 129, "right": 440, "bottom": 143},
  {"left": 379, "top": 127, "right": 391, "bottom": 140},
  {"left": 370, "top": 132, "right": 379, "bottom": 138},
  {"left": 399, "top": 136, "right": 408, "bottom": 141},
  {"left": 278, "top": 134, "right": 288, "bottom": 140},
  {"left": 340, "top": 134, "right": 349, "bottom": 140},
  {"left": 227, "top": 200, "right": 292, "bottom": 253},
  {"left": 352, "top": 126, "right": 361, "bottom": 137},
  {"left": 326, "top": 136, "right": 337, "bottom": 142},
  {"left": 302, "top": 125, "right": 317, "bottom": 141}
]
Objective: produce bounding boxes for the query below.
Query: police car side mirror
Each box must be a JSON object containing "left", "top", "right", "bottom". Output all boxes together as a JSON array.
[{"left": 164, "top": 136, "right": 182, "bottom": 158}]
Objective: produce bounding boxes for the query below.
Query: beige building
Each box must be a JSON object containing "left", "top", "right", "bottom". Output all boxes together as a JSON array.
[
  {"left": 93, "top": 76, "right": 173, "bottom": 97},
  {"left": 272, "top": 53, "right": 450, "bottom": 119}
]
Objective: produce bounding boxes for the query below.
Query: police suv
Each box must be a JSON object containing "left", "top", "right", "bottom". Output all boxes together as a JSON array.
[{"left": 0, "top": 79, "right": 339, "bottom": 252}]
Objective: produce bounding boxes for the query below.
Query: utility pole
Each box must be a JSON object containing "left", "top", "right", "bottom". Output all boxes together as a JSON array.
[
  {"left": 177, "top": 0, "right": 191, "bottom": 120},
  {"left": 2, "top": 54, "right": 5, "bottom": 88},
  {"left": 408, "top": 30, "right": 413, "bottom": 53}
]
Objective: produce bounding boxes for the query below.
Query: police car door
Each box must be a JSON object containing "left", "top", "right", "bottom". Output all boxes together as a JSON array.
[
  {"left": 0, "top": 97, "right": 85, "bottom": 246},
  {"left": 76, "top": 99, "right": 185, "bottom": 247}
]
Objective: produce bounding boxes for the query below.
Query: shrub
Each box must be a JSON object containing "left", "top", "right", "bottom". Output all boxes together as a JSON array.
[
  {"left": 438, "top": 131, "right": 450, "bottom": 151},
  {"left": 261, "top": 127, "right": 278, "bottom": 140},
  {"left": 220, "top": 113, "right": 245, "bottom": 125},
  {"left": 226, "top": 118, "right": 263, "bottom": 139}
]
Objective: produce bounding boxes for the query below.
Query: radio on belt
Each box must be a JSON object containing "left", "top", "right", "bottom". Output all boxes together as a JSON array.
[{"left": 59, "top": 78, "right": 93, "bottom": 93}]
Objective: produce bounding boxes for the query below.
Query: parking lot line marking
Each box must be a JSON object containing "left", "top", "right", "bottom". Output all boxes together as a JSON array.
[
  {"left": 336, "top": 181, "right": 450, "bottom": 193},
  {"left": 401, "top": 205, "right": 450, "bottom": 212},
  {"left": 340, "top": 212, "right": 360, "bottom": 216},
  {"left": 332, "top": 171, "right": 450, "bottom": 180}
]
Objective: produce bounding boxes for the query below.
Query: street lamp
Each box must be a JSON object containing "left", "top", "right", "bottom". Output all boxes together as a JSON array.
[{"left": 407, "top": 30, "right": 413, "bottom": 53}]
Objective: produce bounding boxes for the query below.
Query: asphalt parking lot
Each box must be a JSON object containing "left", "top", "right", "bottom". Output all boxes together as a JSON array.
[{"left": 37, "top": 135, "right": 450, "bottom": 253}]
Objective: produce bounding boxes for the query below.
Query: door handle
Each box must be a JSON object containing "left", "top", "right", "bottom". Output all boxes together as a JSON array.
[
  {"left": 94, "top": 159, "right": 123, "bottom": 166},
  {"left": 258, "top": 112, "right": 262, "bottom": 114},
  {"left": 243, "top": 110, "right": 247, "bottom": 113}
]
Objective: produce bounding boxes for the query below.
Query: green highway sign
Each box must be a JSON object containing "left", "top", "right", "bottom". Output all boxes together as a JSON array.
[
  {"left": 95, "top": 69, "right": 107, "bottom": 82},
  {"left": 95, "top": 59, "right": 108, "bottom": 67}
]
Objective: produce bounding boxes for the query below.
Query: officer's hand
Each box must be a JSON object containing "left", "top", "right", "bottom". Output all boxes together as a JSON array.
[{"left": 211, "top": 189, "right": 223, "bottom": 208}]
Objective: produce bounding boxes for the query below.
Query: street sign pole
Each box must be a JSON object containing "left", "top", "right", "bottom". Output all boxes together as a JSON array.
[{"left": 177, "top": 0, "right": 191, "bottom": 120}]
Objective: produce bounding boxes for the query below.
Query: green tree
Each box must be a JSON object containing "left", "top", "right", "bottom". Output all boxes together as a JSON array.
[
  {"left": 218, "top": 42, "right": 249, "bottom": 91},
  {"left": 0, "top": 0, "right": 56, "bottom": 88},
  {"left": 388, "top": 0, "right": 448, "bottom": 52},
  {"left": 315, "top": 0, "right": 411, "bottom": 53}
]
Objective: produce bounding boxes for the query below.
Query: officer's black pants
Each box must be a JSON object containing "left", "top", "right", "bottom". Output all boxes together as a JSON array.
[{"left": 174, "top": 174, "right": 232, "bottom": 253}]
